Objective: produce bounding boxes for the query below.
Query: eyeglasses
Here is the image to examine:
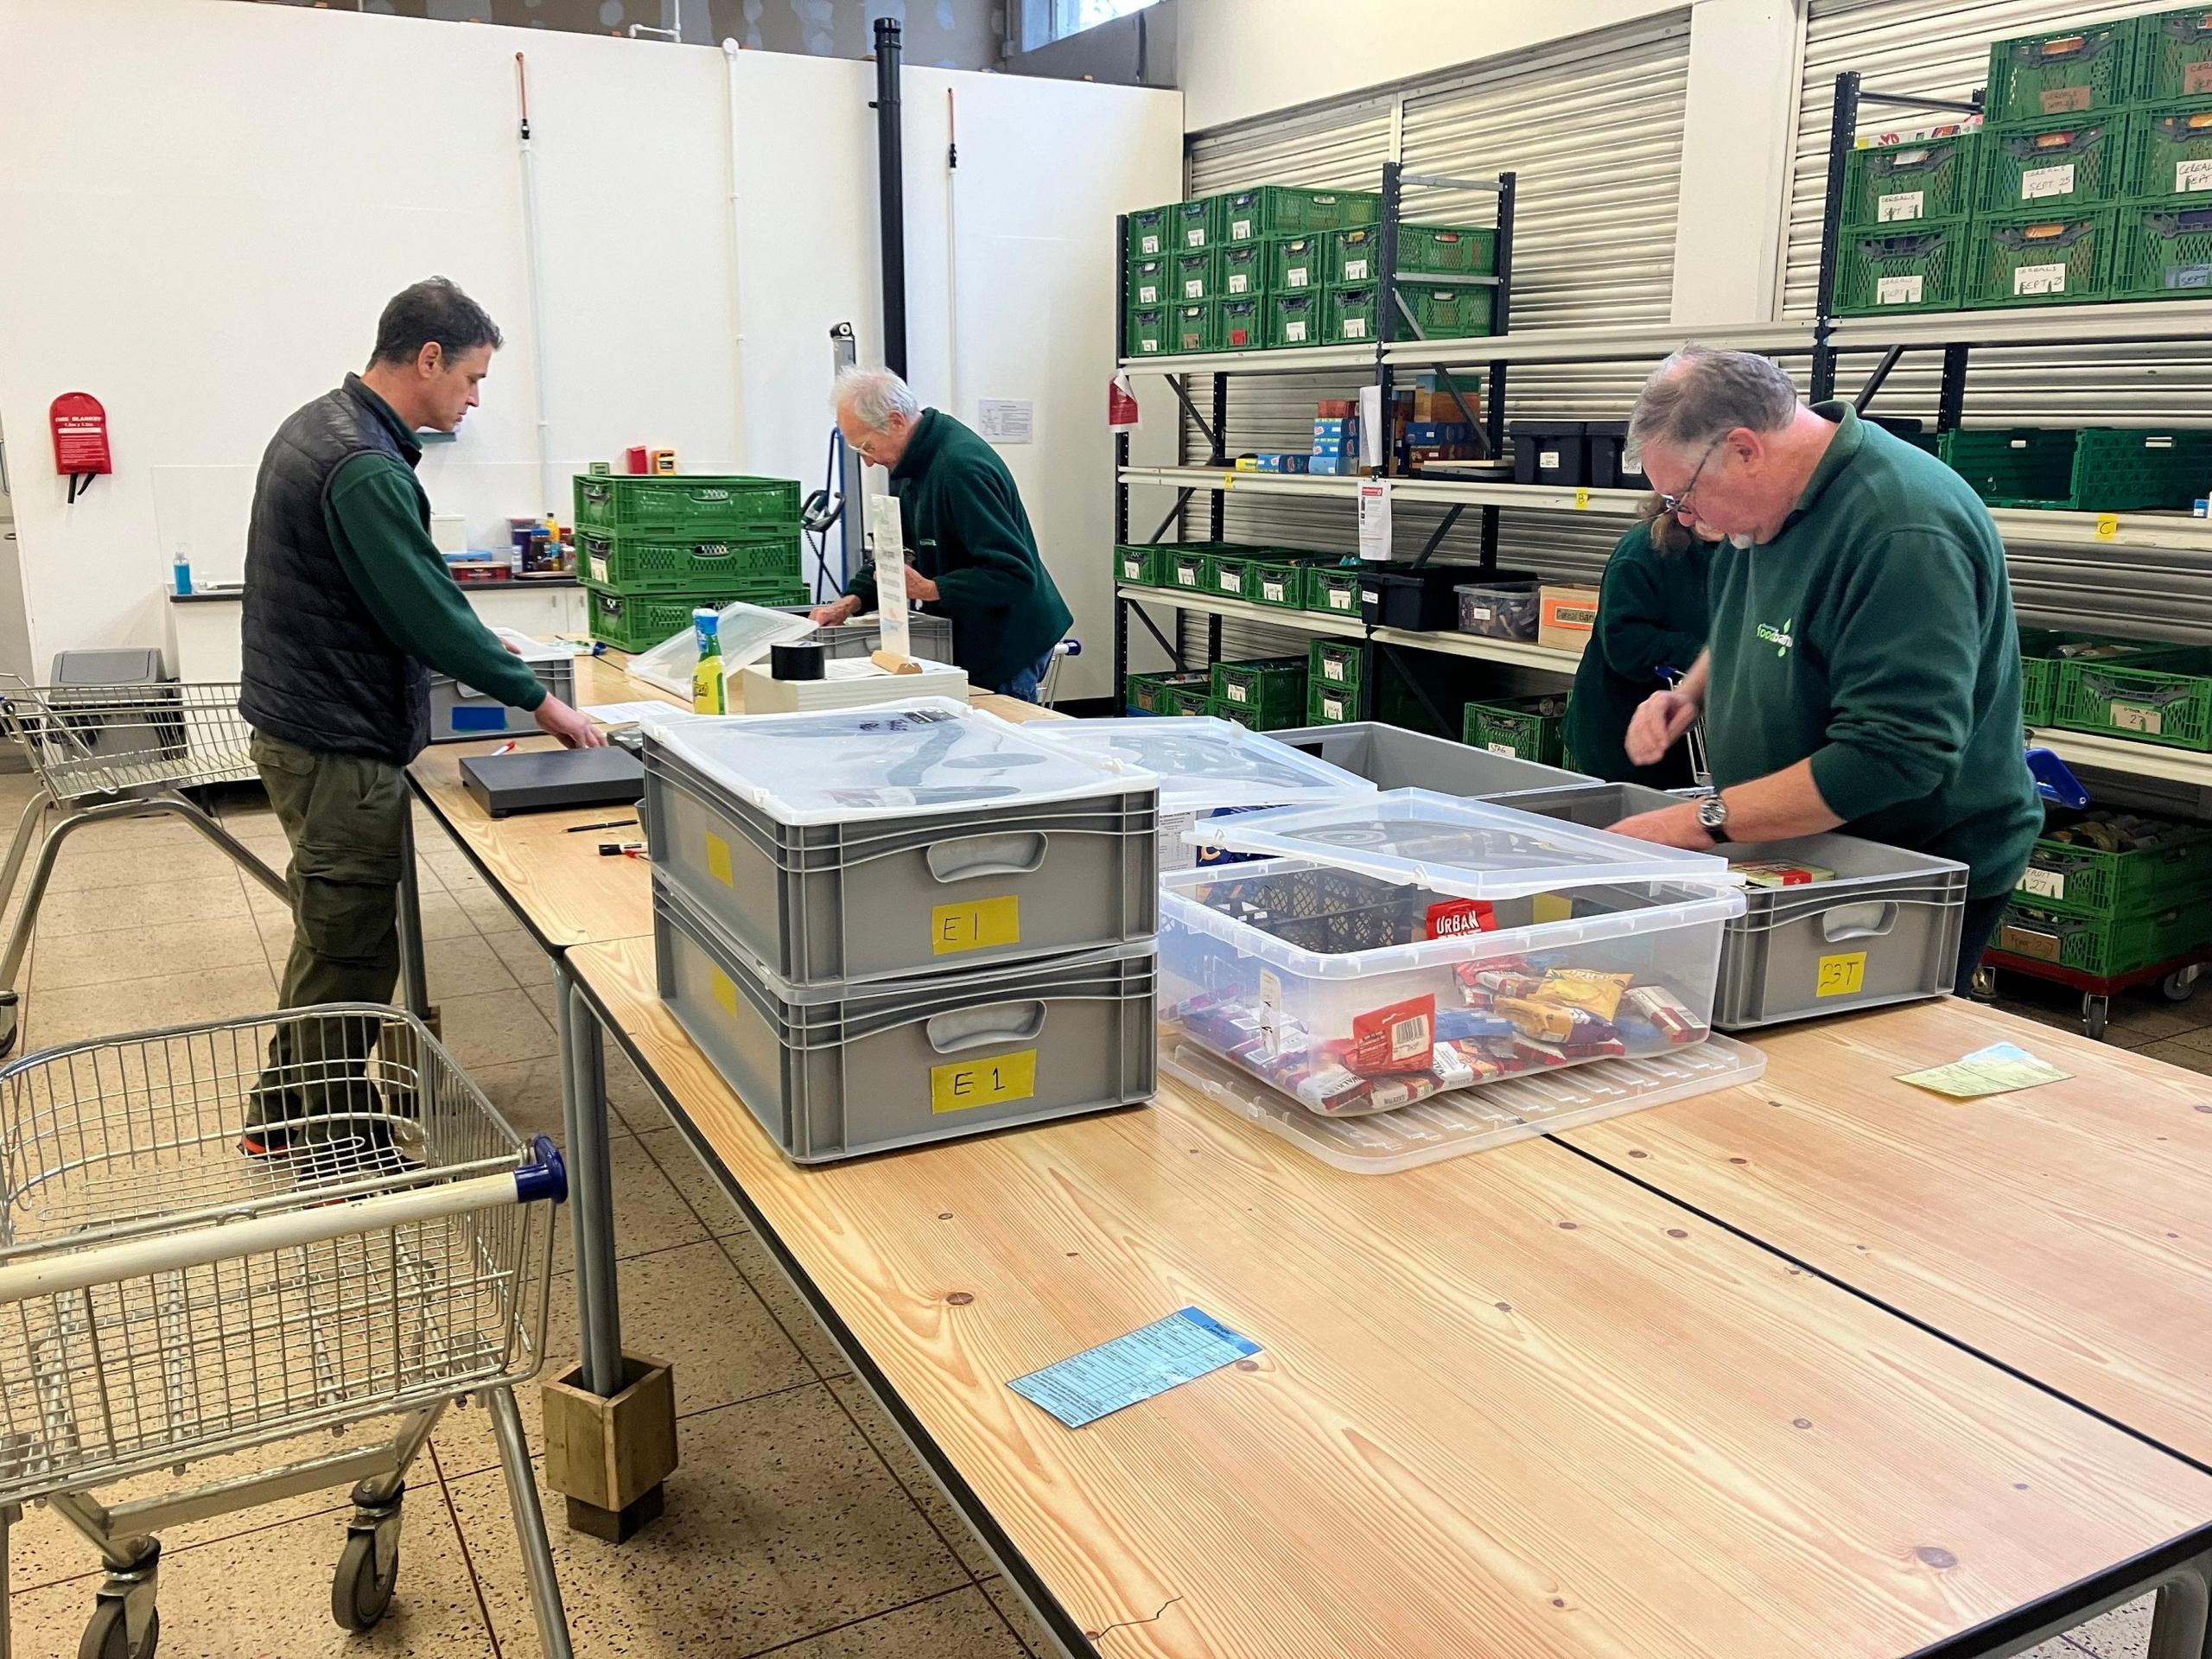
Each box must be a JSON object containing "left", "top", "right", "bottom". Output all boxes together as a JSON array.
[{"left": 1657, "top": 436, "right": 1725, "bottom": 520}]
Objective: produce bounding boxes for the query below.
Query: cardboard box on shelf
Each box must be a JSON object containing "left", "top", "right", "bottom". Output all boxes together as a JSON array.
[{"left": 1537, "top": 585, "right": 1601, "bottom": 654}]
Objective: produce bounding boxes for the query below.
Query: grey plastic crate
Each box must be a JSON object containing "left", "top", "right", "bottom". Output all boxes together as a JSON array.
[
  {"left": 1495, "top": 782, "right": 1968, "bottom": 1030},
  {"left": 1263, "top": 721, "right": 1590, "bottom": 796},
  {"left": 427, "top": 652, "right": 576, "bottom": 744},
  {"left": 775, "top": 608, "right": 955, "bottom": 664},
  {"left": 642, "top": 735, "right": 1158, "bottom": 984},
  {"left": 655, "top": 875, "right": 1156, "bottom": 1162}
]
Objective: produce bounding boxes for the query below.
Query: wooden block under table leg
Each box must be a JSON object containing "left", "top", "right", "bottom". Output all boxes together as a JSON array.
[{"left": 541, "top": 1351, "right": 677, "bottom": 1544}]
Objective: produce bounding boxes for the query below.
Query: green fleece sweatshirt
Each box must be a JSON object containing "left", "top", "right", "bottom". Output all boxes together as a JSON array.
[
  {"left": 1565, "top": 524, "right": 1712, "bottom": 787},
  {"left": 845, "top": 410, "right": 1073, "bottom": 693},
  {"left": 1704, "top": 403, "right": 2041, "bottom": 898}
]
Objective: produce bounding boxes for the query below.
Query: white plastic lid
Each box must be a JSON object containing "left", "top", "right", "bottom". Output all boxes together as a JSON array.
[
  {"left": 1186, "top": 786, "right": 1736, "bottom": 898},
  {"left": 1024, "top": 717, "right": 1376, "bottom": 811},
  {"left": 486, "top": 626, "right": 575, "bottom": 665},
  {"left": 645, "top": 698, "right": 1151, "bottom": 824},
  {"left": 626, "top": 601, "right": 817, "bottom": 696}
]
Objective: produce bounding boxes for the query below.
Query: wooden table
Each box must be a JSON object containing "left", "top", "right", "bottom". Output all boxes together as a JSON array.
[
  {"left": 568, "top": 933, "right": 2212, "bottom": 1659},
  {"left": 1554, "top": 1000, "right": 2212, "bottom": 1469}
]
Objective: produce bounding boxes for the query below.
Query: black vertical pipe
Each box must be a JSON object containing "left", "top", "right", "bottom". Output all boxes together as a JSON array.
[
  {"left": 874, "top": 16, "right": 908, "bottom": 378},
  {"left": 1810, "top": 71, "right": 1860, "bottom": 404}
]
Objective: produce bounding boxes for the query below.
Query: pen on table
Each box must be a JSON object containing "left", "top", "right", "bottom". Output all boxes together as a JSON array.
[{"left": 566, "top": 818, "right": 639, "bottom": 834}]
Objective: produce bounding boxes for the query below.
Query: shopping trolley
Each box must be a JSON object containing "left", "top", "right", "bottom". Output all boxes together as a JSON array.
[
  {"left": 1654, "top": 665, "right": 1712, "bottom": 795},
  {"left": 0, "top": 677, "right": 290, "bottom": 1058},
  {"left": 1038, "top": 639, "right": 1083, "bottom": 710},
  {"left": 0, "top": 1007, "right": 573, "bottom": 1659}
]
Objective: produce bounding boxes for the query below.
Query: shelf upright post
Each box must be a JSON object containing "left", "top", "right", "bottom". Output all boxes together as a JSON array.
[
  {"left": 1936, "top": 344, "right": 1971, "bottom": 435},
  {"left": 1376, "top": 161, "right": 1402, "bottom": 482},
  {"left": 1809, "top": 72, "right": 1859, "bottom": 404},
  {"left": 1113, "top": 213, "right": 1130, "bottom": 712},
  {"left": 1208, "top": 371, "right": 1226, "bottom": 666},
  {"left": 1483, "top": 170, "right": 1516, "bottom": 573}
]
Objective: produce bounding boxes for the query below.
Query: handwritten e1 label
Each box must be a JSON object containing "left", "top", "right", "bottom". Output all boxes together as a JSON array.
[
  {"left": 931, "top": 1049, "right": 1038, "bottom": 1114},
  {"left": 932, "top": 895, "right": 1020, "bottom": 956},
  {"left": 1816, "top": 950, "right": 1868, "bottom": 998}
]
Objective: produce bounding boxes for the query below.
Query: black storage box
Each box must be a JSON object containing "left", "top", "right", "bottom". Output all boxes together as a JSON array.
[
  {"left": 1510, "top": 421, "right": 1590, "bottom": 486},
  {"left": 1362, "top": 565, "right": 1536, "bottom": 632},
  {"left": 1586, "top": 420, "right": 1649, "bottom": 491}
]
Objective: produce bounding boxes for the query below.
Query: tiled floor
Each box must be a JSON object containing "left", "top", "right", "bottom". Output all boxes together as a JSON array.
[{"left": 0, "top": 766, "right": 2198, "bottom": 1659}]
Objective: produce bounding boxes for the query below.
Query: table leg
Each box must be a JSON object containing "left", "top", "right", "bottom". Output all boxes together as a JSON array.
[
  {"left": 396, "top": 812, "right": 432, "bottom": 1026},
  {"left": 2146, "top": 1547, "right": 2209, "bottom": 1659},
  {"left": 543, "top": 957, "right": 677, "bottom": 1544}
]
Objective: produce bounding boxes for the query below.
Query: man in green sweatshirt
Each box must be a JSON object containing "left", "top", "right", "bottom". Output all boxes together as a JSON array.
[
  {"left": 812, "top": 366, "right": 1072, "bottom": 700},
  {"left": 238, "top": 277, "right": 601, "bottom": 1152},
  {"left": 1610, "top": 344, "right": 2041, "bottom": 993}
]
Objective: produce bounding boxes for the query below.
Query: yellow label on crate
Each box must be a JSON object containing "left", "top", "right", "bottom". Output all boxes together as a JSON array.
[
  {"left": 2094, "top": 513, "right": 2120, "bottom": 542},
  {"left": 710, "top": 966, "right": 740, "bottom": 1016},
  {"left": 1573, "top": 487, "right": 1591, "bottom": 511},
  {"left": 931, "top": 1049, "right": 1039, "bottom": 1114},
  {"left": 1532, "top": 893, "right": 1574, "bottom": 925},
  {"left": 704, "top": 833, "right": 734, "bottom": 887},
  {"left": 1815, "top": 950, "right": 1868, "bottom": 998},
  {"left": 931, "top": 894, "right": 1021, "bottom": 956}
]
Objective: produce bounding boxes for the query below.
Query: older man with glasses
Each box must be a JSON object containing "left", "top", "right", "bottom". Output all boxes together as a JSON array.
[{"left": 1608, "top": 343, "right": 2041, "bottom": 995}]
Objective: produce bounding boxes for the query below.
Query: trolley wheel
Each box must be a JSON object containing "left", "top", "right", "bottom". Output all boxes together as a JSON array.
[
  {"left": 1968, "top": 964, "right": 1997, "bottom": 1001},
  {"left": 0, "top": 999, "right": 17, "bottom": 1058},
  {"left": 2082, "top": 995, "right": 2109, "bottom": 1041},
  {"left": 332, "top": 1530, "right": 400, "bottom": 1632},
  {"left": 78, "top": 1601, "right": 156, "bottom": 1659},
  {"left": 2160, "top": 969, "right": 2200, "bottom": 1004}
]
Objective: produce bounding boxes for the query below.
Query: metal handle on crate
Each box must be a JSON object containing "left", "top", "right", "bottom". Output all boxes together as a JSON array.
[
  {"left": 925, "top": 831, "right": 1048, "bottom": 882},
  {"left": 1821, "top": 901, "right": 1898, "bottom": 943},
  {"left": 924, "top": 1001, "right": 1048, "bottom": 1053}
]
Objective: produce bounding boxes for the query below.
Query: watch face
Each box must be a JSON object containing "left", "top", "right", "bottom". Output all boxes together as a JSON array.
[{"left": 1698, "top": 798, "right": 1728, "bottom": 830}]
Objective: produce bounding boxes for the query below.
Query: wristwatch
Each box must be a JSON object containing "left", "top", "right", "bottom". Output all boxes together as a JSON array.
[{"left": 1696, "top": 794, "right": 1732, "bottom": 844}]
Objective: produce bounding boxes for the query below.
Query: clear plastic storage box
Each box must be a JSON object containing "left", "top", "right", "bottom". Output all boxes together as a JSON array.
[
  {"left": 428, "top": 631, "right": 576, "bottom": 743},
  {"left": 1492, "top": 781, "right": 1969, "bottom": 1030},
  {"left": 1263, "top": 721, "right": 1591, "bottom": 796},
  {"left": 656, "top": 876, "right": 1156, "bottom": 1162},
  {"left": 1026, "top": 716, "right": 1373, "bottom": 869},
  {"left": 1159, "top": 791, "right": 1743, "bottom": 1117},
  {"left": 778, "top": 609, "right": 955, "bottom": 664},
  {"left": 1455, "top": 581, "right": 1542, "bottom": 641},
  {"left": 625, "top": 600, "right": 817, "bottom": 696},
  {"left": 642, "top": 700, "right": 1157, "bottom": 983}
]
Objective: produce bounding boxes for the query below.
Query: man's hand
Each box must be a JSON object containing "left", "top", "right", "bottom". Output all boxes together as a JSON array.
[
  {"left": 534, "top": 696, "right": 607, "bottom": 749},
  {"left": 904, "top": 573, "right": 940, "bottom": 603},
  {"left": 1608, "top": 803, "right": 1715, "bottom": 850},
  {"left": 810, "top": 596, "right": 863, "bottom": 626},
  {"left": 501, "top": 636, "right": 525, "bottom": 655},
  {"left": 1626, "top": 688, "right": 1701, "bottom": 766}
]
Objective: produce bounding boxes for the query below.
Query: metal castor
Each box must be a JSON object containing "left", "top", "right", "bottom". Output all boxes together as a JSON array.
[
  {"left": 332, "top": 1529, "right": 401, "bottom": 1632},
  {"left": 2082, "top": 995, "right": 2109, "bottom": 1041},
  {"left": 2160, "top": 969, "right": 2200, "bottom": 1004},
  {"left": 1968, "top": 964, "right": 1997, "bottom": 1001},
  {"left": 78, "top": 1600, "right": 158, "bottom": 1659},
  {"left": 0, "top": 993, "right": 18, "bottom": 1058}
]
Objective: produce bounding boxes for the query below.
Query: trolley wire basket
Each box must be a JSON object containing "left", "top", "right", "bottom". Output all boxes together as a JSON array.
[
  {"left": 0, "top": 677, "right": 289, "bottom": 1059},
  {"left": 0, "top": 1006, "right": 573, "bottom": 1659}
]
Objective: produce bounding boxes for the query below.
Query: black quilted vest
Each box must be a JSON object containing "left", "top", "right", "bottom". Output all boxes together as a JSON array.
[{"left": 239, "top": 375, "right": 432, "bottom": 764}]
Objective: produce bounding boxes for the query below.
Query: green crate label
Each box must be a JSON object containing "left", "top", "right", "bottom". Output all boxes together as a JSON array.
[
  {"left": 2041, "top": 86, "right": 2091, "bottom": 115},
  {"left": 1341, "top": 255, "right": 1370, "bottom": 282},
  {"left": 1122, "top": 556, "right": 1144, "bottom": 581},
  {"left": 1218, "top": 567, "right": 1243, "bottom": 594},
  {"left": 1135, "top": 277, "right": 1161, "bottom": 304},
  {"left": 2020, "top": 162, "right": 2076, "bottom": 200},
  {"left": 2110, "top": 701, "right": 2164, "bottom": 735},
  {"left": 1878, "top": 189, "right": 1925, "bottom": 222},
  {"left": 1283, "top": 318, "right": 1309, "bottom": 343},
  {"left": 1262, "top": 576, "right": 1289, "bottom": 604},
  {"left": 588, "top": 552, "right": 608, "bottom": 583},
  {"left": 1286, "top": 267, "right": 1311, "bottom": 289},
  {"left": 1323, "top": 657, "right": 1346, "bottom": 683},
  {"left": 2018, "top": 865, "right": 2067, "bottom": 900},
  {"left": 1484, "top": 741, "right": 1517, "bottom": 758},
  {"left": 1999, "top": 920, "right": 2063, "bottom": 962},
  {"left": 1184, "top": 276, "right": 1205, "bottom": 299},
  {"left": 2014, "top": 263, "right": 2068, "bottom": 297},
  {"left": 1227, "top": 271, "right": 1250, "bottom": 294},
  {"left": 1174, "top": 562, "right": 1201, "bottom": 587},
  {"left": 2179, "top": 158, "right": 2212, "bottom": 194},
  {"left": 1325, "top": 588, "right": 1354, "bottom": 612},
  {"left": 1186, "top": 226, "right": 1207, "bottom": 248},
  {"left": 1320, "top": 693, "right": 1348, "bottom": 721},
  {"left": 1230, "top": 213, "right": 1255, "bottom": 239},
  {"left": 1226, "top": 683, "right": 1249, "bottom": 703},
  {"left": 1341, "top": 315, "right": 1368, "bottom": 340},
  {"left": 2192, "top": 62, "right": 2212, "bottom": 98}
]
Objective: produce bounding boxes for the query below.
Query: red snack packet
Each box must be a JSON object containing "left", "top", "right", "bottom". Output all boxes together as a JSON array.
[{"left": 1344, "top": 995, "right": 1437, "bottom": 1077}]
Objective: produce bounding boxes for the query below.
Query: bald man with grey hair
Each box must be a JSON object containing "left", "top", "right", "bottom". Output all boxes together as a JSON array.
[
  {"left": 814, "top": 365, "right": 1071, "bottom": 700},
  {"left": 1609, "top": 343, "right": 2040, "bottom": 995}
]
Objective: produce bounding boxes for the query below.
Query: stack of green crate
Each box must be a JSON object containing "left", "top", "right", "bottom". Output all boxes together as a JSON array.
[
  {"left": 2019, "top": 631, "right": 2182, "bottom": 724},
  {"left": 2000, "top": 804, "right": 2212, "bottom": 976},
  {"left": 1211, "top": 657, "right": 1309, "bottom": 731},
  {"left": 1831, "top": 128, "right": 1980, "bottom": 315},
  {"left": 2056, "top": 643, "right": 2212, "bottom": 750},
  {"left": 1305, "top": 561, "right": 1368, "bottom": 620},
  {"left": 573, "top": 474, "right": 805, "bottom": 652},
  {"left": 1939, "top": 426, "right": 2212, "bottom": 510},
  {"left": 1126, "top": 667, "right": 1213, "bottom": 715},
  {"left": 1307, "top": 638, "right": 1363, "bottom": 725},
  {"left": 1209, "top": 549, "right": 1326, "bottom": 609},
  {"left": 1464, "top": 695, "right": 1571, "bottom": 767},
  {"left": 2118, "top": 8, "right": 2212, "bottom": 297}
]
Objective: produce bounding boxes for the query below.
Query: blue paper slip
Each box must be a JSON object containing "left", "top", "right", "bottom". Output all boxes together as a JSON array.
[{"left": 1008, "top": 1308, "right": 1260, "bottom": 1429}]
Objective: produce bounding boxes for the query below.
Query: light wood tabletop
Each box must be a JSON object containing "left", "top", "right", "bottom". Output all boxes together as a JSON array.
[
  {"left": 405, "top": 652, "right": 1061, "bottom": 951},
  {"left": 567, "top": 932, "right": 2212, "bottom": 1659},
  {"left": 1554, "top": 998, "right": 2212, "bottom": 1469}
]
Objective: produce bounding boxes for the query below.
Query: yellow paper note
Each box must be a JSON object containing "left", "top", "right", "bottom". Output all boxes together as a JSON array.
[{"left": 1897, "top": 1043, "right": 2070, "bottom": 1099}]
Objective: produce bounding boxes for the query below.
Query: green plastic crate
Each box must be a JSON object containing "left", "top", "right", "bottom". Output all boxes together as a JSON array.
[
  {"left": 1267, "top": 291, "right": 1326, "bottom": 349},
  {"left": 2018, "top": 811, "right": 2212, "bottom": 918},
  {"left": 1309, "top": 637, "right": 1363, "bottom": 693},
  {"left": 1217, "top": 188, "right": 1267, "bottom": 246},
  {"left": 577, "top": 528, "right": 800, "bottom": 596},
  {"left": 1463, "top": 696, "right": 1569, "bottom": 767},
  {"left": 1943, "top": 428, "right": 2212, "bottom": 511},
  {"left": 1173, "top": 197, "right": 1220, "bottom": 252},
  {"left": 1212, "top": 656, "right": 1309, "bottom": 725},
  {"left": 1165, "top": 548, "right": 1214, "bottom": 594},
  {"left": 1995, "top": 899, "right": 2208, "bottom": 978},
  {"left": 1268, "top": 235, "right": 1329, "bottom": 296},
  {"left": 1395, "top": 283, "right": 1495, "bottom": 340},
  {"left": 1126, "top": 205, "right": 1174, "bottom": 261},
  {"left": 1219, "top": 296, "right": 1268, "bottom": 352},
  {"left": 1397, "top": 223, "right": 1498, "bottom": 276},
  {"left": 1305, "top": 564, "right": 1367, "bottom": 617},
  {"left": 1979, "top": 113, "right": 2128, "bottom": 214},
  {"left": 1967, "top": 210, "right": 2114, "bottom": 308},
  {"left": 1127, "top": 668, "right": 1212, "bottom": 715},
  {"left": 1986, "top": 23, "right": 2134, "bottom": 124},
  {"left": 2128, "top": 100, "right": 2212, "bottom": 200},
  {"left": 1307, "top": 681, "right": 1359, "bottom": 726},
  {"left": 1115, "top": 543, "right": 1166, "bottom": 588},
  {"left": 1834, "top": 219, "right": 1970, "bottom": 315},
  {"left": 1328, "top": 226, "right": 1387, "bottom": 287},
  {"left": 1173, "top": 248, "right": 1221, "bottom": 303},
  {"left": 1841, "top": 132, "right": 1980, "bottom": 228},
  {"left": 1170, "top": 300, "right": 1219, "bottom": 354},
  {"left": 2057, "top": 646, "right": 2212, "bottom": 750},
  {"left": 2137, "top": 8, "right": 2212, "bottom": 103},
  {"left": 1209, "top": 552, "right": 1308, "bottom": 608},
  {"left": 1128, "top": 306, "right": 1169, "bottom": 357},
  {"left": 572, "top": 474, "right": 800, "bottom": 537},
  {"left": 2117, "top": 199, "right": 2212, "bottom": 296},
  {"left": 1325, "top": 284, "right": 1379, "bottom": 345},
  {"left": 1218, "top": 243, "right": 1268, "bottom": 299},
  {"left": 1164, "top": 684, "right": 1218, "bottom": 718},
  {"left": 1126, "top": 257, "right": 1173, "bottom": 310},
  {"left": 2019, "top": 631, "right": 2180, "bottom": 725},
  {"left": 586, "top": 585, "right": 785, "bottom": 654},
  {"left": 1937, "top": 429, "right": 2079, "bottom": 506},
  {"left": 1235, "top": 186, "right": 1380, "bottom": 239}
]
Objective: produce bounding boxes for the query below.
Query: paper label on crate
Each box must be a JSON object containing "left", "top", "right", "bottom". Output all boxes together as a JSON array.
[
  {"left": 1815, "top": 950, "right": 1868, "bottom": 999},
  {"left": 1323, "top": 656, "right": 1346, "bottom": 683},
  {"left": 588, "top": 552, "right": 610, "bottom": 584},
  {"left": 1140, "top": 233, "right": 1160, "bottom": 256},
  {"left": 1357, "top": 478, "right": 1392, "bottom": 562},
  {"left": 2111, "top": 701, "right": 2164, "bottom": 734},
  {"left": 2021, "top": 162, "right": 2076, "bottom": 200},
  {"left": 1136, "top": 281, "right": 1160, "bottom": 305},
  {"left": 1220, "top": 568, "right": 1243, "bottom": 594},
  {"left": 1485, "top": 742, "right": 1517, "bottom": 758},
  {"left": 2000, "top": 922, "right": 2063, "bottom": 963},
  {"left": 1425, "top": 899, "right": 1498, "bottom": 939},
  {"left": 2014, "top": 263, "right": 2067, "bottom": 296},
  {"left": 1877, "top": 274, "right": 1925, "bottom": 306},
  {"left": 2018, "top": 866, "right": 2067, "bottom": 899},
  {"left": 1184, "top": 278, "right": 1204, "bottom": 299},
  {"left": 1255, "top": 967, "right": 1284, "bottom": 1057},
  {"left": 710, "top": 966, "right": 741, "bottom": 1017},
  {"left": 1285, "top": 320, "right": 1308, "bottom": 341},
  {"left": 1878, "top": 189, "right": 1926, "bottom": 222},
  {"left": 1231, "top": 216, "right": 1255, "bottom": 239},
  {"left": 1325, "top": 588, "right": 1353, "bottom": 612},
  {"left": 1228, "top": 272, "right": 1249, "bottom": 294},
  {"left": 1539, "top": 449, "right": 1561, "bottom": 471},
  {"left": 1225, "top": 683, "right": 1249, "bottom": 703},
  {"left": 704, "top": 833, "right": 735, "bottom": 887},
  {"left": 2040, "top": 86, "right": 2092, "bottom": 115},
  {"left": 2190, "top": 61, "right": 2212, "bottom": 95},
  {"left": 1122, "top": 557, "right": 1144, "bottom": 582},
  {"left": 1186, "top": 228, "right": 1205, "bottom": 247},
  {"left": 1341, "top": 316, "right": 1368, "bottom": 340},
  {"left": 1320, "top": 693, "right": 1349, "bottom": 721},
  {"left": 931, "top": 894, "right": 1021, "bottom": 957},
  {"left": 2180, "top": 159, "right": 2212, "bottom": 193},
  {"left": 1262, "top": 577, "right": 1288, "bottom": 603},
  {"left": 931, "top": 1048, "right": 1038, "bottom": 1114},
  {"left": 1344, "top": 257, "right": 1370, "bottom": 282}
]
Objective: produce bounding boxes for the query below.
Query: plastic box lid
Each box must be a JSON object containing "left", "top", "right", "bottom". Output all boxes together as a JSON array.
[
  {"left": 626, "top": 601, "right": 817, "bottom": 696},
  {"left": 643, "top": 699, "right": 1152, "bottom": 825},
  {"left": 1025, "top": 716, "right": 1375, "bottom": 812},
  {"left": 1186, "top": 787, "right": 1737, "bottom": 899},
  {"left": 485, "top": 626, "right": 576, "bottom": 667}
]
